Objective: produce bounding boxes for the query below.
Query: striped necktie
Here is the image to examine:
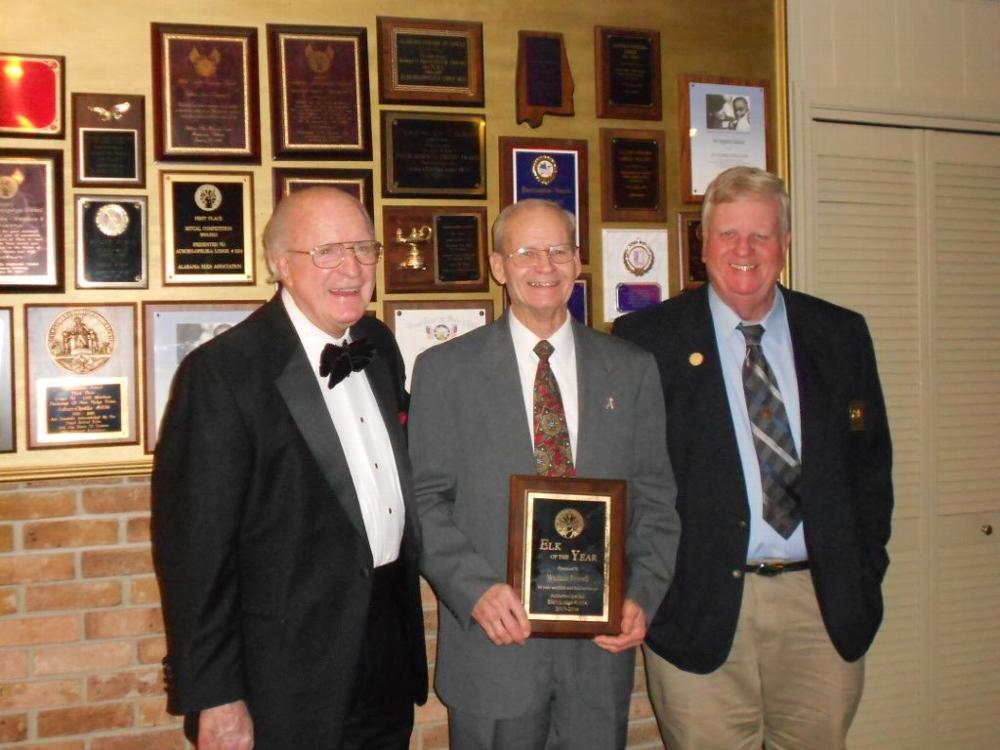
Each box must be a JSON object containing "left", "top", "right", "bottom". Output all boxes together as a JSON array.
[{"left": 738, "top": 323, "right": 801, "bottom": 538}]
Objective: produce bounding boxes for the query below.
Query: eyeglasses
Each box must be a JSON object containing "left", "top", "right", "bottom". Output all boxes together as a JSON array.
[
  {"left": 287, "top": 240, "right": 383, "bottom": 269},
  {"left": 502, "top": 244, "right": 578, "bottom": 268}
]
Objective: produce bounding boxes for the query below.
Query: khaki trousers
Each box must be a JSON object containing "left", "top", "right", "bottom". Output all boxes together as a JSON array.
[{"left": 645, "top": 570, "right": 864, "bottom": 750}]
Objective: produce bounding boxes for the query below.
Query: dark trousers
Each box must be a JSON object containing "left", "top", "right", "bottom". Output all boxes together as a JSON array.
[{"left": 341, "top": 559, "right": 416, "bottom": 750}]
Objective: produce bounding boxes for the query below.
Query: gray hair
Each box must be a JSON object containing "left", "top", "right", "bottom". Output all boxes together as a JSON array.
[
  {"left": 701, "top": 166, "right": 790, "bottom": 238},
  {"left": 491, "top": 199, "right": 576, "bottom": 253}
]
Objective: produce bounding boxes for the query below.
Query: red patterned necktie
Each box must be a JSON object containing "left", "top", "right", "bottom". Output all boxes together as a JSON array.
[{"left": 532, "top": 340, "right": 575, "bottom": 477}]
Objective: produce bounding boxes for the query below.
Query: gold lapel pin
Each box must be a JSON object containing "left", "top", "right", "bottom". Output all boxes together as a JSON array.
[{"left": 689, "top": 352, "right": 704, "bottom": 367}]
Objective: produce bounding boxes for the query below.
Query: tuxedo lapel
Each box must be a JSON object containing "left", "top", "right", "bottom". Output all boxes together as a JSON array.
[
  {"left": 363, "top": 348, "right": 415, "bottom": 508},
  {"left": 267, "top": 303, "right": 369, "bottom": 548}
]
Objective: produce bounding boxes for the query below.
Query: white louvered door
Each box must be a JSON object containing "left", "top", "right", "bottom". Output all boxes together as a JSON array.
[
  {"left": 924, "top": 130, "right": 1000, "bottom": 748},
  {"left": 806, "top": 121, "right": 1000, "bottom": 749}
]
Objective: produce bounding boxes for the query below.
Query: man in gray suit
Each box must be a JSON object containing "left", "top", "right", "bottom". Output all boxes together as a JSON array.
[{"left": 408, "top": 199, "right": 680, "bottom": 749}]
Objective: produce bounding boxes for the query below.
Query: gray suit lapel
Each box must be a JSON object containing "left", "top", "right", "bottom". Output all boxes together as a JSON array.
[
  {"left": 478, "top": 315, "right": 538, "bottom": 474},
  {"left": 275, "top": 340, "right": 369, "bottom": 547},
  {"left": 573, "top": 321, "right": 615, "bottom": 474}
]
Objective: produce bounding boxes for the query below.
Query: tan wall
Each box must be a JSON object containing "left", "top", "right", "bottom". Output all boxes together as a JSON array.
[{"left": 0, "top": 1, "right": 779, "bottom": 747}]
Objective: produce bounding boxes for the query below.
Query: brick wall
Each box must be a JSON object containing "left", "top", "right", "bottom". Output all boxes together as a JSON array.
[{"left": 0, "top": 477, "right": 663, "bottom": 748}]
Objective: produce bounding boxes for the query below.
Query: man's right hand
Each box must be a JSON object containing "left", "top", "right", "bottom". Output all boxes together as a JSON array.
[
  {"left": 471, "top": 583, "right": 531, "bottom": 645},
  {"left": 197, "top": 699, "right": 254, "bottom": 750}
]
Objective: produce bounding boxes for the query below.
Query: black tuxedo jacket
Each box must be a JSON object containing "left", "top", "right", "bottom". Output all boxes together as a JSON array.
[
  {"left": 613, "top": 285, "right": 892, "bottom": 672},
  {"left": 152, "top": 295, "right": 427, "bottom": 748}
]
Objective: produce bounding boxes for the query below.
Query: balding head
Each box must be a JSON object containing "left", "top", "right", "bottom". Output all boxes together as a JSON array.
[{"left": 263, "top": 187, "right": 374, "bottom": 282}]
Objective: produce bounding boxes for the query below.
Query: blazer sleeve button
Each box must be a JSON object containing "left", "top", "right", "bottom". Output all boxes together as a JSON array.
[{"left": 732, "top": 569, "right": 744, "bottom": 579}]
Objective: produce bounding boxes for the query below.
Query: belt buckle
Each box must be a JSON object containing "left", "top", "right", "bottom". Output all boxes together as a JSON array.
[{"left": 755, "top": 562, "right": 784, "bottom": 577}]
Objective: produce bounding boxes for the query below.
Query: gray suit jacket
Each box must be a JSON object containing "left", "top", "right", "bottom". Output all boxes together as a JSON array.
[{"left": 408, "top": 313, "right": 679, "bottom": 718}]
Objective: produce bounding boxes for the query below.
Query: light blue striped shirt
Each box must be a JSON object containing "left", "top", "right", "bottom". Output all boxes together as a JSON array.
[{"left": 708, "top": 285, "right": 807, "bottom": 562}]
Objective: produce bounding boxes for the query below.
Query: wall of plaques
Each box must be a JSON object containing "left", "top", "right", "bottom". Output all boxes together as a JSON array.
[{"left": 0, "top": 0, "right": 784, "bottom": 480}]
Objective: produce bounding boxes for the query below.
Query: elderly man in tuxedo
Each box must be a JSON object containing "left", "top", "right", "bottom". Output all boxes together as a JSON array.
[
  {"left": 614, "top": 166, "right": 893, "bottom": 750},
  {"left": 408, "top": 199, "right": 680, "bottom": 750},
  {"left": 152, "top": 187, "right": 427, "bottom": 750}
]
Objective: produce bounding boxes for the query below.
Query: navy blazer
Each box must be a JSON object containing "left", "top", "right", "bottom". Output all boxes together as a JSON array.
[
  {"left": 614, "top": 285, "right": 892, "bottom": 672},
  {"left": 152, "top": 295, "right": 427, "bottom": 748}
]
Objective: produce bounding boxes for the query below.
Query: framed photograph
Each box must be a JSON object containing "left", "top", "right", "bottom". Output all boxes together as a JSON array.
[
  {"left": 516, "top": 31, "right": 574, "bottom": 128},
  {"left": 0, "top": 148, "right": 63, "bottom": 292},
  {"left": 680, "top": 74, "right": 770, "bottom": 202},
  {"left": 0, "top": 307, "right": 14, "bottom": 453},
  {"left": 594, "top": 28, "right": 661, "bottom": 121},
  {"left": 568, "top": 273, "right": 592, "bottom": 328},
  {"left": 72, "top": 93, "right": 145, "bottom": 188},
  {"left": 151, "top": 23, "right": 261, "bottom": 163},
  {"left": 272, "top": 167, "right": 374, "bottom": 218},
  {"left": 678, "top": 210, "right": 706, "bottom": 289},
  {"left": 384, "top": 300, "right": 493, "bottom": 390},
  {"left": 507, "top": 475, "right": 626, "bottom": 637},
  {"left": 75, "top": 195, "right": 148, "bottom": 289},
  {"left": 601, "top": 228, "right": 669, "bottom": 324},
  {"left": 600, "top": 128, "right": 666, "bottom": 222},
  {"left": 24, "top": 303, "right": 138, "bottom": 449},
  {"left": 0, "top": 52, "right": 64, "bottom": 138},
  {"left": 499, "top": 136, "right": 589, "bottom": 263},
  {"left": 267, "top": 25, "right": 372, "bottom": 161},
  {"left": 160, "top": 170, "right": 255, "bottom": 286},
  {"left": 381, "top": 111, "right": 486, "bottom": 199},
  {"left": 382, "top": 206, "right": 488, "bottom": 294},
  {"left": 376, "top": 17, "right": 484, "bottom": 106},
  {"left": 143, "top": 300, "right": 262, "bottom": 451}
]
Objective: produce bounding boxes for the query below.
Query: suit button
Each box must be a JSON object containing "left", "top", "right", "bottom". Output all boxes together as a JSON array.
[
  {"left": 739, "top": 520, "right": 748, "bottom": 529},
  {"left": 360, "top": 566, "right": 371, "bottom": 578},
  {"left": 732, "top": 569, "right": 743, "bottom": 579}
]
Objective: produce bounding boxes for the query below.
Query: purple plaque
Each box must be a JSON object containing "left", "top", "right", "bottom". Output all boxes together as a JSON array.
[{"left": 615, "top": 282, "right": 661, "bottom": 313}]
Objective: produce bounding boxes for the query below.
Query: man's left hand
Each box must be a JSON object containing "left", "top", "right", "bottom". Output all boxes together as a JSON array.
[{"left": 593, "top": 599, "right": 646, "bottom": 653}]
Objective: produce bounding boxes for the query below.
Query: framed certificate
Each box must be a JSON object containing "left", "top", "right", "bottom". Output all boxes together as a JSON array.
[
  {"left": 0, "top": 149, "right": 63, "bottom": 292},
  {"left": 677, "top": 211, "right": 706, "bottom": 289},
  {"left": 595, "top": 28, "right": 661, "bottom": 121},
  {"left": 516, "top": 31, "right": 574, "bottom": 128},
  {"left": 507, "top": 475, "right": 626, "bottom": 637},
  {"left": 499, "top": 136, "right": 589, "bottom": 263},
  {"left": 0, "top": 307, "right": 13, "bottom": 453},
  {"left": 384, "top": 300, "right": 493, "bottom": 391},
  {"left": 267, "top": 25, "right": 372, "bottom": 160},
  {"left": 377, "top": 17, "right": 484, "bottom": 106},
  {"left": 143, "top": 300, "right": 262, "bottom": 451},
  {"left": 151, "top": 23, "right": 261, "bottom": 162},
  {"left": 680, "top": 74, "right": 770, "bottom": 202},
  {"left": 382, "top": 206, "right": 489, "bottom": 294},
  {"left": 601, "top": 228, "right": 669, "bottom": 323},
  {"left": 272, "top": 167, "right": 374, "bottom": 218},
  {"left": 75, "top": 195, "right": 148, "bottom": 289},
  {"left": 72, "top": 93, "right": 145, "bottom": 188},
  {"left": 25, "top": 304, "right": 138, "bottom": 449},
  {"left": 160, "top": 170, "right": 255, "bottom": 286},
  {"left": 600, "top": 128, "right": 666, "bottom": 222},
  {"left": 381, "top": 111, "right": 486, "bottom": 199},
  {"left": 0, "top": 52, "right": 64, "bottom": 138}
]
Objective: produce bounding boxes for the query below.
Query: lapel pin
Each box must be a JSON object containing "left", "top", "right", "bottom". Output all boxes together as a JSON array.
[
  {"left": 605, "top": 397, "right": 616, "bottom": 411},
  {"left": 689, "top": 352, "right": 704, "bottom": 366}
]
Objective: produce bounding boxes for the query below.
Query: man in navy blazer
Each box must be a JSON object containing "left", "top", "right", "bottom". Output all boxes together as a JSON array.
[
  {"left": 152, "top": 188, "right": 427, "bottom": 750},
  {"left": 614, "top": 167, "right": 893, "bottom": 749}
]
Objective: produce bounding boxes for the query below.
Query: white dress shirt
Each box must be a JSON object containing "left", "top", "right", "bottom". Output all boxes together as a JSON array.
[
  {"left": 508, "top": 312, "right": 579, "bottom": 461},
  {"left": 708, "top": 286, "right": 807, "bottom": 563},
  {"left": 282, "top": 289, "right": 404, "bottom": 566}
]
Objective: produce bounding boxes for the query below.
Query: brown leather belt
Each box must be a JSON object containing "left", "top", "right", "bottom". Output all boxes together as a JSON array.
[{"left": 745, "top": 560, "right": 809, "bottom": 576}]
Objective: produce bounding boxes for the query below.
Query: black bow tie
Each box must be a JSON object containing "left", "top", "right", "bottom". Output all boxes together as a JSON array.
[{"left": 319, "top": 338, "right": 375, "bottom": 389}]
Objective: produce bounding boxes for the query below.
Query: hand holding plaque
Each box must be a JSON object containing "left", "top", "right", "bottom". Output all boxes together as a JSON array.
[{"left": 507, "top": 475, "right": 625, "bottom": 637}]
